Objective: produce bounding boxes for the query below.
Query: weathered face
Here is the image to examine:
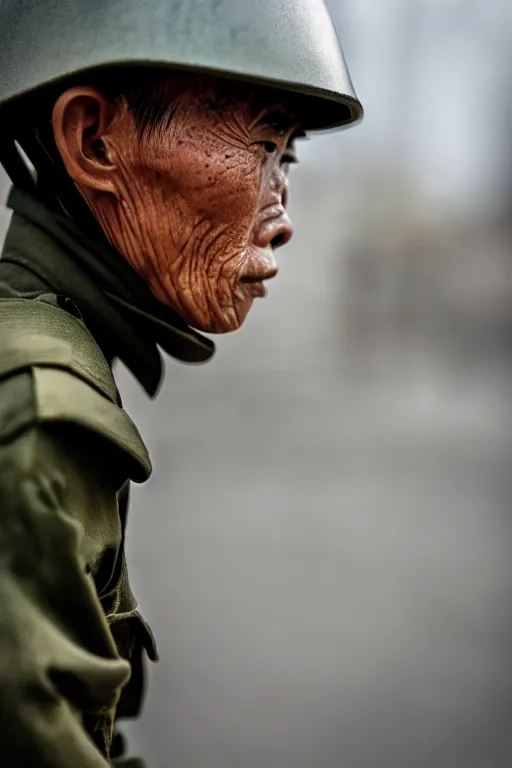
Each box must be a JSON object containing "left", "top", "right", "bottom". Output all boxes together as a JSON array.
[{"left": 57, "top": 76, "right": 301, "bottom": 333}]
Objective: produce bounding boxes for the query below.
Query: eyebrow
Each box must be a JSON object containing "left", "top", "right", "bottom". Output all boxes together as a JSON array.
[{"left": 258, "top": 115, "right": 307, "bottom": 149}]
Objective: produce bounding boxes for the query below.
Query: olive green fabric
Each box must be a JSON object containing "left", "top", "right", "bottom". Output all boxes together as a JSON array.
[
  {"left": 0, "top": 298, "right": 120, "bottom": 402},
  {"left": 0, "top": 0, "right": 363, "bottom": 131},
  {"left": 0, "top": 297, "right": 151, "bottom": 482},
  {"left": 0, "top": 391, "right": 156, "bottom": 766},
  {"left": 0, "top": 197, "right": 168, "bottom": 764}
]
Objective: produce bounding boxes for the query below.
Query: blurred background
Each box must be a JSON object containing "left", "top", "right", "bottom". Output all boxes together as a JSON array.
[{"left": 2, "top": 1, "right": 512, "bottom": 766}]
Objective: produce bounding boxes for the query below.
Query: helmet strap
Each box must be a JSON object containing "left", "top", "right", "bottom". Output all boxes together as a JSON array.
[
  {"left": 13, "top": 122, "right": 107, "bottom": 241},
  {"left": 0, "top": 126, "right": 38, "bottom": 196}
]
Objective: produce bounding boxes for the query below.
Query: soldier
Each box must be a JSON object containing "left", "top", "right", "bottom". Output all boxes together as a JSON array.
[{"left": 0, "top": 0, "right": 362, "bottom": 765}]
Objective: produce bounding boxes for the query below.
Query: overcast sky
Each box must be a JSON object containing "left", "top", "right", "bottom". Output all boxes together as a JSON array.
[{"left": 300, "top": 0, "right": 512, "bottom": 217}]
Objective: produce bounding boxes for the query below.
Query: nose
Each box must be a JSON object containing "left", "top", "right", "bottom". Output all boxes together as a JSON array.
[
  {"left": 253, "top": 208, "right": 294, "bottom": 250},
  {"left": 269, "top": 217, "right": 293, "bottom": 250},
  {"left": 270, "top": 167, "right": 288, "bottom": 200},
  {"left": 260, "top": 170, "right": 292, "bottom": 249}
]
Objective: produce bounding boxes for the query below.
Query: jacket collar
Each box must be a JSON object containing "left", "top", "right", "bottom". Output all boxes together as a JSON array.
[{"left": 1, "top": 187, "right": 215, "bottom": 397}]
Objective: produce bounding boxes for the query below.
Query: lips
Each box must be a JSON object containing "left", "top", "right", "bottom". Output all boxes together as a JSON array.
[
  {"left": 240, "top": 257, "right": 276, "bottom": 298},
  {"left": 238, "top": 202, "right": 294, "bottom": 298},
  {"left": 240, "top": 247, "right": 278, "bottom": 288},
  {"left": 242, "top": 280, "right": 269, "bottom": 298}
]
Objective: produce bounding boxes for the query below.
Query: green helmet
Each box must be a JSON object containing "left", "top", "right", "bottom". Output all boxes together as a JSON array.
[{"left": 0, "top": 0, "right": 363, "bottom": 131}]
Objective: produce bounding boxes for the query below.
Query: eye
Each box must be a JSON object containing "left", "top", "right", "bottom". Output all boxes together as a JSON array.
[{"left": 251, "top": 140, "right": 298, "bottom": 166}]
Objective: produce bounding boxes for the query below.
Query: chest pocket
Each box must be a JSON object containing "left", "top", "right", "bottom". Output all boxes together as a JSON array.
[
  {"left": 99, "top": 483, "right": 159, "bottom": 721},
  {"left": 101, "top": 550, "right": 159, "bottom": 720}
]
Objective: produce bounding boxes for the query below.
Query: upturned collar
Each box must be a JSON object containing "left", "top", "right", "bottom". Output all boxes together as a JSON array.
[{"left": 1, "top": 186, "right": 215, "bottom": 397}]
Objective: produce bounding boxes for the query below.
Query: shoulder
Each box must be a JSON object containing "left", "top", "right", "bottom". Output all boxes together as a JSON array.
[{"left": 0, "top": 295, "right": 151, "bottom": 486}]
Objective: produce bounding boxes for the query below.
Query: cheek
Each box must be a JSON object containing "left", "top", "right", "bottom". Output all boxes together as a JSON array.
[
  {"left": 201, "top": 152, "right": 261, "bottom": 221},
  {"left": 150, "top": 135, "right": 261, "bottom": 223}
]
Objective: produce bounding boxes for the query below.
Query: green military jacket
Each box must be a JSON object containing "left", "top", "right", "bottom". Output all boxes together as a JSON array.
[{"left": 0, "top": 187, "right": 214, "bottom": 766}]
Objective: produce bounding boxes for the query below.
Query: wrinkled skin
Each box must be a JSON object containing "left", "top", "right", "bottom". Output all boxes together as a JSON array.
[{"left": 52, "top": 76, "right": 301, "bottom": 333}]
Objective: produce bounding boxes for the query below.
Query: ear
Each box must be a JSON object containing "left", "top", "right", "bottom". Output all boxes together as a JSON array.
[{"left": 52, "top": 86, "right": 119, "bottom": 195}]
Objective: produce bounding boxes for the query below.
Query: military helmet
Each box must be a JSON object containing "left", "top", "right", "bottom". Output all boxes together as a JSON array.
[{"left": 0, "top": 0, "right": 363, "bottom": 131}]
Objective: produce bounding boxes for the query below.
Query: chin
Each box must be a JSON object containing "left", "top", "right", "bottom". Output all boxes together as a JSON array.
[{"left": 190, "top": 300, "right": 253, "bottom": 335}]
